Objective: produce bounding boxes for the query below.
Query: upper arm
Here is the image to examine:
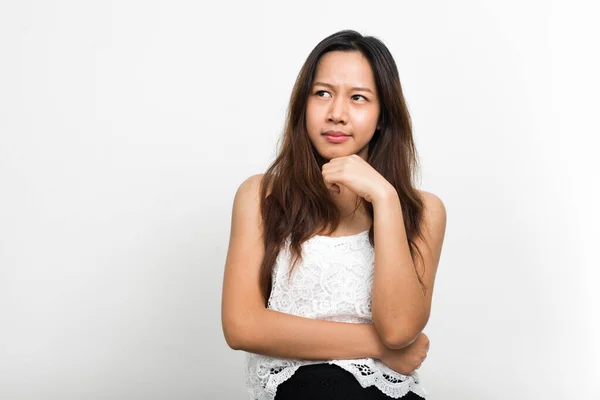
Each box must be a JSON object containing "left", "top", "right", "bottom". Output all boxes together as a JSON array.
[
  {"left": 414, "top": 190, "right": 447, "bottom": 329},
  {"left": 221, "top": 173, "right": 267, "bottom": 349}
]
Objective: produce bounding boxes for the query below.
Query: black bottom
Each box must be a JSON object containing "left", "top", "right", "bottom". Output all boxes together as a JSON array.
[{"left": 274, "top": 363, "right": 425, "bottom": 400}]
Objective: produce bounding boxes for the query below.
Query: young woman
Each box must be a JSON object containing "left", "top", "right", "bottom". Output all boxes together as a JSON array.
[{"left": 221, "top": 30, "right": 447, "bottom": 400}]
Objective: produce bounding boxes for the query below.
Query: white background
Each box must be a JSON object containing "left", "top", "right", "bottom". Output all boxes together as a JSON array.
[{"left": 1, "top": 1, "right": 598, "bottom": 399}]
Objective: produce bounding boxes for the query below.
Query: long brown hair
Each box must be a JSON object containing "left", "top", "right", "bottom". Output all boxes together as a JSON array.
[{"left": 258, "top": 30, "right": 427, "bottom": 306}]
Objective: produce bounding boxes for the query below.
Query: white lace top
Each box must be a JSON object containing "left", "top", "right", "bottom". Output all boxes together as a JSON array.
[{"left": 244, "top": 230, "right": 427, "bottom": 399}]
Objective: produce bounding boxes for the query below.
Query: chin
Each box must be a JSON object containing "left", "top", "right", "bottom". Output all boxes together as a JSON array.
[{"left": 318, "top": 148, "right": 355, "bottom": 160}]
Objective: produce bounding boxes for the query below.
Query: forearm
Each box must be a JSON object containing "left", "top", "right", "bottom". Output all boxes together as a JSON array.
[
  {"left": 229, "top": 308, "right": 386, "bottom": 360},
  {"left": 371, "top": 189, "right": 426, "bottom": 347}
]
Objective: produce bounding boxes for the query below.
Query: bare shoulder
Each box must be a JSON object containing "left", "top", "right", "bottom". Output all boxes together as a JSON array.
[
  {"left": 236, "top": 173, "right": 265, "bottom": 198},
  {"left": 231, "top": 173, "right": 266, "bottom": 237},
  {"left": 235, "top": 173, "right": 272, "bottom": 200},
  {"left": 416, "top": 189, "right": 447, "bottom": 241},
  {"left": 418, "top": 190, "right": 446, "bottom": 221},
  {"left": 222, "top": 173, "right": 267, "bottom": 348},
  {"left": 407, "top": 190, "right": 447, "bottom": 328}
]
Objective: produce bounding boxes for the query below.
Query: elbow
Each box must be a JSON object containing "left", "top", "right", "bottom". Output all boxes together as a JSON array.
[
  {"left": 377, "top": 316, "right": 429, "bottom": 350},
  {"left": 381, "top": 330, "right": 420, "bottom": 350},
  {"left": 222, "top": 304, "right": 265, "bottom": 351},
  {"left": 222, "top": 324, "right": 241, "bottom": 350},
  {"left": 223, "top": 329, "right": 244, "bottom": 350},
  {"left": 222, "top": 317, "right": 251, "bottom": 351}
]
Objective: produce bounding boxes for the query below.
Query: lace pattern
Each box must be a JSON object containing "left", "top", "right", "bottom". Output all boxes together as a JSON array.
[{"left": 245, "top": 231, "right": 427, "bottom": 399}]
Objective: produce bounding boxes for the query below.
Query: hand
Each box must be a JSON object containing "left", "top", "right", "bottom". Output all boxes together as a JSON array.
[
  {"left": 321, "top": 155, "right": 393, "bottom": 204},
  {"left": 379, "top": 332, "right": 430, "bottom": 375}
]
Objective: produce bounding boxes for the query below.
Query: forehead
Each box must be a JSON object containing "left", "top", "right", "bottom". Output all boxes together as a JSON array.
[{"left": 313, "top": 51, "right": 376, "bottom": 89}]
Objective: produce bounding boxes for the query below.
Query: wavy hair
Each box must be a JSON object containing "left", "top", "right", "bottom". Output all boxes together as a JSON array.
[{"left": 258, "top": 30, "right": 427, "bottom": 306}]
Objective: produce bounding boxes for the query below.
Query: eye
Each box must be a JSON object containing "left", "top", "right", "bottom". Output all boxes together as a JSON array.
[{"left": 315, "top": 91, "right": 367, "bottom": 101}]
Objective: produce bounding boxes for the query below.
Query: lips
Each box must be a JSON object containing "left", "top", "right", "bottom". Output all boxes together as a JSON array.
[{"left": 324, "top": 130, "right": 349, "bottom": 137}]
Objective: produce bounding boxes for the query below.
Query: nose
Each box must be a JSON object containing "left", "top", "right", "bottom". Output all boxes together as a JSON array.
[{"left": 327, "top": 95, "right": 347, "bottom": 124}]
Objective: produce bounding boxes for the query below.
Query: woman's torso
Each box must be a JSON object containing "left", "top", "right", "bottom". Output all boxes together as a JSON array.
[{"left": 244, "top": 230, "right": 427, "bottom": 399}]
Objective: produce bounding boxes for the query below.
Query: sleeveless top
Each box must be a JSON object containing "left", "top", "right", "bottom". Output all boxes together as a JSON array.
[{"left": 244, "top": 230, "right": 427, "bottom": 399}]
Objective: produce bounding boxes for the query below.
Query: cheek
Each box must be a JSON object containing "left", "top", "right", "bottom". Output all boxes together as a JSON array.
[
  {"left": 305, "top": 103, "right": 321, "bottom": 132},
  {"left": 353, "top": 112, "right": 376, "bottom": 130}
]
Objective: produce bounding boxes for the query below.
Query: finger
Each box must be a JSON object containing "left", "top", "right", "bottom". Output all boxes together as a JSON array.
[
  {"left": 322, "top": 171, "right": 344, "bottom": 194},
  {"left": 323, "top": 158, "right": 352, "bottom": 170},
  {"left": 321, "top": 164, "right": 345, "bottom": 173},
  {"left": 327, "top": 183, "right": 340, "bottom": 194},
  {"left": 322, "top": 176, "right": 340, "bottom": 193},
  {"left": 322, "top": 169, "right": 346, "bottom": 180},
  {"left": 322, "top": 160, "right": 338, "bottom": 169},
  {"left": 326, "top": 156, "right": 349, "bottom": 164}
]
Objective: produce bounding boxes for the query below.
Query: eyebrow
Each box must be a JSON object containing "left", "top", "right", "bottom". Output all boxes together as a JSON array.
[{"left": 313, "top": 81, "right": 375, "bottom": 94}]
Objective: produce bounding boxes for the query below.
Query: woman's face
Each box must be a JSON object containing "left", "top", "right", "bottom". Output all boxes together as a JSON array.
[{"left": 306, "top": 50, "right": 381, "bottom": 161}]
